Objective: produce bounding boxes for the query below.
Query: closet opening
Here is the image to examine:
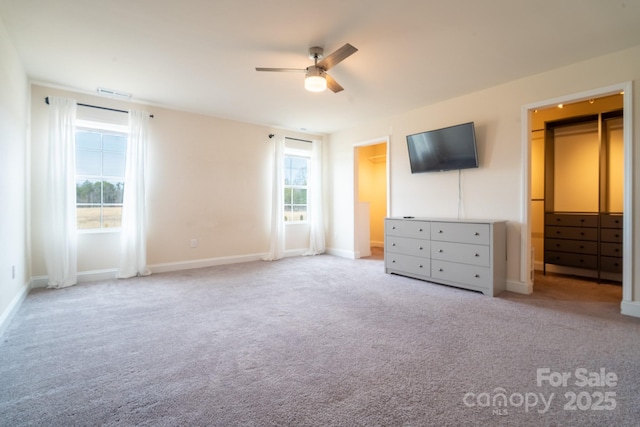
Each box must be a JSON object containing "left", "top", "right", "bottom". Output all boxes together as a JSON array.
[
  {"left": 528, "top": 91, "right": 626, "bottom": 301},
  {"left": 353, "top": 137, "right": 389, "bottom": 259}
]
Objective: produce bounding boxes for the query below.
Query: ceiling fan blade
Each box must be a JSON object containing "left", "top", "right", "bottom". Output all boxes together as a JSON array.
[
  {"left": 326, "top": 74, "right": 344, "bottom": 93},
  {"left": 317, "top": 43, "right": 358, "bottom": 71},
  {"left": 255, "top": 67, "right": 306, "bottom": 72}
]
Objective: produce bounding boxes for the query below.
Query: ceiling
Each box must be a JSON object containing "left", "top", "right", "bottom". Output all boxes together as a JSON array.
[{"left": 1, "top": 0, "right": 639, "bottom": 134}]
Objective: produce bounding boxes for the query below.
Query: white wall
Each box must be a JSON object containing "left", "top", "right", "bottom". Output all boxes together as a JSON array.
[
  {"left": 29, "top": 85, "right": 323, "bottom": 280},
  {"left": 328, "top": 44, "right": 640, "bottom": 300},
  {"left": 0, "top": 17, "right": 29, "bottom": 334}
]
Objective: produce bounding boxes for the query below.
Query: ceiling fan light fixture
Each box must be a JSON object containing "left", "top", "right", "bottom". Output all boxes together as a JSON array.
[{"left": 305, "top": 66, "right": 327, "bottom": 92}]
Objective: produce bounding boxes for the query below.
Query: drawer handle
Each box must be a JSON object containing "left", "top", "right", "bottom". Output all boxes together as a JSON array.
[
  {"left": 474, "top": 232, "right": 479, "bottom": 236},
  {"left": 474, "top": 274, "right": 480, "bottom": 278},
  {"left": 392, "top": 243, "right": 396, "bottom": 246},
  {"left": 615, "top": 234, "right": 620, "bottom": 238},
  {"left": 474, "top": 253, "right": 479, "bottom": 257},
  {"left": 439, "top": 268, "right": 443, "bottom": 272},
  {"left": 580, "top": 232, "right": 584, "bottom": 236},
  {"left": 438, "top": 249, "right": 443, "bottom": 253},
  {"left": 438, "top": 230, "right": 443, "bottom": 233},
  {"left": 418, "top": 228, "right": 423, "bottom": 232},
  {"left": 419, "top": 264, "right": 423, "bottom": 268},
  {"left": 580, "top": 219, "right": 585, "bottom": 222},
  {"left": 392, "top": 260, "right": 396, "bottom": 263},
  {"left": 419, "top": 246, "right": 423, "bottom": 250}
]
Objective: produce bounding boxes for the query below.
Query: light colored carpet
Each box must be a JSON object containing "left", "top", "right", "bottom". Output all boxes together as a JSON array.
[{"left": 1, "top": 254, "right": 638, "bottom": 426}]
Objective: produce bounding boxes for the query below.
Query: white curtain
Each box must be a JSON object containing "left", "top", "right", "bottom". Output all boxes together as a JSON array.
[
  {"left": 303, "top": 140, "right": 326, "bottom": 255},
  {"left": 117, "top": 110, "right": 151, "bottom": 278},
  {"left": 263, "top": 136, "right": 285, "bottom": 261},
  {"left": 44, "top": 96, "right": 78, "bottom": 289}
]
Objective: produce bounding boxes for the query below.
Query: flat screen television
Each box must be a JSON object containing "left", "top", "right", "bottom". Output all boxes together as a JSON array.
[{"left": 406, "top": 122, "right": 479, "bottom": 173}]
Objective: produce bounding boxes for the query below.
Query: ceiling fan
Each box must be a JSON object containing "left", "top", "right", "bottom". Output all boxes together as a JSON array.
[{"left": 256, "top": 43, "right": 358, "bottom": 93}]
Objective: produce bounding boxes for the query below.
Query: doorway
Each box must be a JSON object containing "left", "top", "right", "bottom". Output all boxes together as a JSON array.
[
  {"left": 522, "top": 82, "right": 633, "bottom": 311},
  {"left": 354, "top": 137, "right": 389, "bottom": 259}
]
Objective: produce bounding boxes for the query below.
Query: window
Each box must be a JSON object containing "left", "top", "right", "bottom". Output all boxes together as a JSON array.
[
  {"left": 284, "top": 154, "right": 309, "bottom": 222},
  {"left": 75, "top": 121, "right": 128, "bottom": 229}
]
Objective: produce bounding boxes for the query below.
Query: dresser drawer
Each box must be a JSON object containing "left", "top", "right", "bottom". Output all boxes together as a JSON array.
[
  {"left": 600, "top": 228, "right": 622, "bottom": 243},
  {"left": 600, "top": 214, "right": 623, "bottom": 229},
  {"left": 600, "top": 242, "right": 622, "bottom": 257},
  {"left": 431, "top": 260, "right": 491, "bottom": 288},
  {"left": 545, "top": 213, "right": 598, "bottom": 227},
  {"left": 386, "top": 236, "right": 430, "bottom": 258},
  {"left": 386, "top": 219, "right": 430, "bottom": 239},
  {"left": 431, "top": 222, "right": 489, "bottom": 245},
  {"left": 431, "top": 241, "right": 490, "bottom": 267},
  {"left": 600, "top": 256, "right": 623, "bottom": 273},
  {"left": 545, "top": 238, "right": 597, "bottom": 255},
  {"left": 544, "top": 251, "right": 597, "bottom": 269},
  {"left": 545, "top": 226, "right": 597, "bottom": 241},
  {"left": 385, "top": 253, "right": 430, "bottom": 277}
]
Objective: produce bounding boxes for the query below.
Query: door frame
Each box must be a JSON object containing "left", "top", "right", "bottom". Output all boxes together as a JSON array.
[
  {"left": 353, "top": 136, "right": 391, "bottom": 258},
  {"left": 520, "top": 81, "right": 633, "bottom": 307}
]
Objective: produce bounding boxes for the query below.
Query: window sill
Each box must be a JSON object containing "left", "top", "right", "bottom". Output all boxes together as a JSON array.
[{"left": 78, "top": 228, "right": 121, "bottom": 234}]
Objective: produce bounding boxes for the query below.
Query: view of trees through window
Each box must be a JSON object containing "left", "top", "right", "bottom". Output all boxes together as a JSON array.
[
  {"left": 75, "top": 127, "right": 127, "bottom": 229},
  {"left": 284, "top": 155, "right": 309, "bottom": 222}
]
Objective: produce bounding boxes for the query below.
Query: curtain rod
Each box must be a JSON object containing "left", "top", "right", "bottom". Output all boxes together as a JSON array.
[
  {"left": 44, "top": 97, "right": 154, "bottom": 118},
  {"left": 286, "top": 137, "right": 312, "bottom": 143}
]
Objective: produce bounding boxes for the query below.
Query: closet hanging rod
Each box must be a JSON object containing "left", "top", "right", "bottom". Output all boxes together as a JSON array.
[{"left": 44, "top": 97, "right": 154, "bottom": 118}]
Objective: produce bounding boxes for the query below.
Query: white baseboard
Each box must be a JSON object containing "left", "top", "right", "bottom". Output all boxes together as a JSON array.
[
  {"left": 150, "top": 250, "right": 310, "bottom": 274},
  {"left": 326, "top": 247, "right": 356, "bottom": 259},
  {"left": 621, "top": 301, "right": 640, "bottom": 318},
  {"left": 31, "top": 250, "right": 313, "bottom": 288},
  {"left": 0, "top": 282, "right": 30, "bottom": 338},
  {"left": 506, "top": 279, "right": 533, "bottom": 295},
  {"left": 149, "top": 253, "right": 266, "bottom": 274},
  {"left": 31, "top": 269, "right": 118, "bottom": 288}
]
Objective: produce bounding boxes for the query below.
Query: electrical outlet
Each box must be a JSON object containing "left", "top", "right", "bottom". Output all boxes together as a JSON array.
[{"left": 190, "top": 239, "right": 198, "bottom": 248}]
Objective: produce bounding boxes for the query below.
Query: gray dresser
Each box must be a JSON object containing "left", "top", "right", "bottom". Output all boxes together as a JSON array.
[{"left": 385, "top": 218, "right": 507, "bottom": 296}]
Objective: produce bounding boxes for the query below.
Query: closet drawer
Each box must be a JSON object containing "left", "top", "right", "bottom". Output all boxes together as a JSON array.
[
  {"left": 600, "top": 256, "right": 623, "bottom": 273},
  {"left": 544, "top": 238, "right": 597, "bottom": 255},
  {"left": 431, "top": 241, "right": 490, "bottom": 267},
  {"left": 386, "top": 219, "right": 430, "bottom": 239},
  {"left": 545, "top": 226, "right": 597, "bottom": 241},
  {"left": 600, "top": 242, "right": 622, "bottom": 257},
  {"left": 385, "top": 253, "right": 430, "bottom": 277},
  {"left": 386, "top": 236, "right": 430, "bottom": 258},
  {"left": 430, "top": 222, "right": 489, "bottom": 245},
  {"left": 545, "top": 213, "right": 598, "bottom": 228},
  {"left": 600, "top": 214, "right": 623, "bottom": 229},
  {"left": 431, "top": 260, "right": 491, "bottom": 288},
  {"left": 544, "top": 251, "right": 597, "bottom": 269},
  {"left": 600, "top": 228, "right": 622, "bottom": 243}
]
